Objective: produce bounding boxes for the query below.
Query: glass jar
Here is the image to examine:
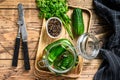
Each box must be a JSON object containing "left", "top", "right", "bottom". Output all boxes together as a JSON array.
[{"left": 38, "top": 40, "right": 77, "bottom": 74}]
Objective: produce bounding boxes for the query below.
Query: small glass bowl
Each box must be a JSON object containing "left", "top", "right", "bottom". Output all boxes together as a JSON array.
[
  {"left": 46, "top": 17, "right": 62, "bottom": 38},
  {"left": 77, "top": 33, "right": 100, "bottom": 59}
]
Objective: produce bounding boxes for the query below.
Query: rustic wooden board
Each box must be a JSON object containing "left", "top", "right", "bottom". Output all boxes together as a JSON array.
[
  {"left": 0, "top": 0, "right": 111, "bottom": 80},
  {"left": 34, "top": 5, "right": 92, "bottom": 78}
]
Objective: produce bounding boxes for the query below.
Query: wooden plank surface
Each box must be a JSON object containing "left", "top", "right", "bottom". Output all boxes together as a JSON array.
[
  {"left": 0, "top": 59, "right": 101, "bottom": 80},
  {"left": 0, "top": 9, "right": 42, "bottom": 59},
  {"left": 0, "top": 0, "right": 93, "bottom": 9},
  {"left": 0, "top": 0, "right": 110, "bottom": 80}
]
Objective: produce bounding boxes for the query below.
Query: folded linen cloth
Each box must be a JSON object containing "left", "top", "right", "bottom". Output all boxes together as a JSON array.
[{"left": 94, "top": 0, "right": 120, "bottom": 80}]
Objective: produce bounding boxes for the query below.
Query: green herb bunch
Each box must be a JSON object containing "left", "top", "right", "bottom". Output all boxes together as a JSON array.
[{"left": 36, "top": 0, "right": 73, "bottom": 39}]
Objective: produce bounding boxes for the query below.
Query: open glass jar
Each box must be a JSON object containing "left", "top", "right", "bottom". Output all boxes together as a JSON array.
[
  {"left": 37, "top": 33, "right": 100, "bottom": 74},
  {"left": 38, "top": 39, "right": 77, "bottom": 74}
]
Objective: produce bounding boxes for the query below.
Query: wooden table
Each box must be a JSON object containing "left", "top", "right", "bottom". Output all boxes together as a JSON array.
[{"left": 0, "top": 0, "right": 109, "bottom": 80}]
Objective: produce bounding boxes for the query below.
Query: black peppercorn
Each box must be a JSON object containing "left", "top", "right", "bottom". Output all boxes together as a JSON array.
[{"left": 47, "top": 18, "right": 62, "bottom": 38}]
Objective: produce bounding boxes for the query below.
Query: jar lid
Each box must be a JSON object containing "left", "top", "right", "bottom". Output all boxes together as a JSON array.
[{"left": 77, "top": 33, "right": 100, "bottom": 59}]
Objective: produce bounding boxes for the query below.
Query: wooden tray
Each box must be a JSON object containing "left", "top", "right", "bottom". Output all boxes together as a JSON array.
[{"left": 34, "top": 5, "right": 92, "bottom": 79}]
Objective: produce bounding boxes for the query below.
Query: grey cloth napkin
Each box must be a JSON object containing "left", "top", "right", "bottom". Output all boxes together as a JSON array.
[{"left": 94, "top": 0, "right": 120, "bottom": 80}]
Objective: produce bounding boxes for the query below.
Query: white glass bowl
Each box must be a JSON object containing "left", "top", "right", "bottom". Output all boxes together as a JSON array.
[{"left": 46, "top": 17, "right": 62, "bottom": 38}]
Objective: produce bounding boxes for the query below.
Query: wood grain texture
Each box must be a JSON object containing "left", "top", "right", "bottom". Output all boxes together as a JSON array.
[
  {"left": 0, "top": 9, "right": 42, "bottom": 59},
  {"left": 0, "top": 0, "right": 93, "bottom": 9},
  {"left": 0, "top": 0, "right": 110, "bottom": 80},
  {"left": 0, "top": 59, "right": 101, "bottom": 80}
]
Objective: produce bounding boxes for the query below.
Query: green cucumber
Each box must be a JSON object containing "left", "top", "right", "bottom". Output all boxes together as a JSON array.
[
  {"left": 72, "top": 8, "right": 84, "bottom": 36},
  {"left": 60, "top": 51, "right": 74, "bottom": 70},
  {"left": 45, "top": 39, "right": 72, "bottom": 51},
  {"left": 54, "top": 50, "right": 74, "bottom": 70},
  {"left": 48, "top": 45, "right": 66, "bottom": 62}
]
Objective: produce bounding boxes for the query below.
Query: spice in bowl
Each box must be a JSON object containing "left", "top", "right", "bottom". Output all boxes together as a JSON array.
[{"left": 46, "top": 17, "right": 62, "bottom": 38}]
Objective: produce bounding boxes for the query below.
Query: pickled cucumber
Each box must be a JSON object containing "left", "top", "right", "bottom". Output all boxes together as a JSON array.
[
  {"left": 54, "top": 50, "right": 74, "bottom": 70},
  {"left": 48, "top": 45, "right": 66, "bottom": 62}
]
